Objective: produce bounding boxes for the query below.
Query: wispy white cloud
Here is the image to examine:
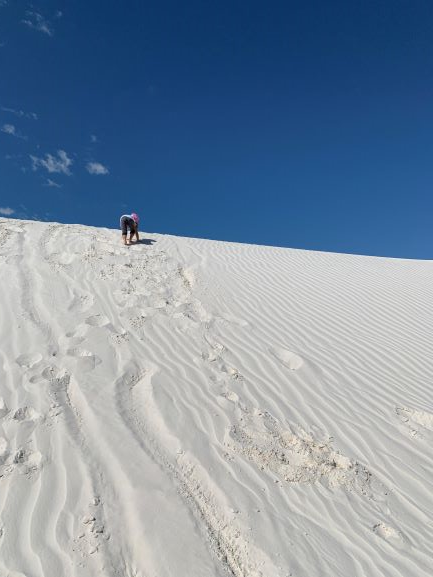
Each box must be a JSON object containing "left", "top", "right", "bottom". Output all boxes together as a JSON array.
[
  {"left": 1, "top": 106, "right": 38, "bottom": 120},
  {"left": 0, "top": 207, "right": 15, "bottom": 216},
  {"left": 1, "top": 123, "right": 16, "bottom": 135},
  {"left": 86, "top": 161, "right": 109, "bottom": 175},
  {"left": 44, "top": 178, "right": 62, "bottom": 188},
  {"left": 31, "top": 150, "right": 73, "bottom": 175},
  {"left": 1, "top": 123, "right": 27, "bottom": 140},
  {"left": 22, "top": 12, "right": 53, "bottom": 36},
  {"left": 22, "top": 10, "right": 62, "bottom": 37},
  {"left": 0, "top": 1, "right": 9, "bottom": 7},
  {"left": 90, "top": 134, "right": 98, "bottom": 143}
]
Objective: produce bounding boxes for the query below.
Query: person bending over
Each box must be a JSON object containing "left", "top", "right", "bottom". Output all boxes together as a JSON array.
[{"left": 120, "top": 212, "right": 140, "bottom": 245}]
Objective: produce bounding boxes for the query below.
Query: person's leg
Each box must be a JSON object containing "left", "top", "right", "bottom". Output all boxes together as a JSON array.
[
  {"left": 125, "top": 226, "right": 132, "bottom": 244},
  {"left": 130, "top": 224, "right": 138, "bottom": 242},
  {"left": 120, "top": 216, "right": 128, "bottom": 244}
]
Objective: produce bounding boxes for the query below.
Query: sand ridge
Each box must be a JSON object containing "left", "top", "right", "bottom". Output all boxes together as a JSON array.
[{"left": 0, "top": 217, "right": 432, "bottom": 576}]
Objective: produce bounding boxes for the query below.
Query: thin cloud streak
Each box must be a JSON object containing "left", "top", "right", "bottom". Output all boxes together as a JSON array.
[
  {"left": 1, "top": 106, "right": 38, "bottom": 120},
  {"left": 1, "top": 123, "right": 27, "bottom": 140},
  {"left": 44, "top": 178, "right": 62, "bottom": 188},
  {"left": 22, "top": 11, "right": 62, "bottom": 37}
]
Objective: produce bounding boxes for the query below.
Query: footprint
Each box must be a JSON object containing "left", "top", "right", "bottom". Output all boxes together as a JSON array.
[
  {"left": 75, "top": 501, "right": 108, "bottom": 558},
  {"left": 129, "top": 314, "right": 147, "bottom": 330},
  {"left": 66, "top": 349, "right": 101, "bottom": 371},
  {"left": 0, "top": 437, "right": 9, "bottom": 463},
  {"left": 0, "top": 397, "right": 9, "bottom": 418},
  {"left": 29, "top": 365, "right": 61, "bottom": 384},
  {"left": 221, "top": 391, "right": 239, "bottom": 403},
  {"left": 66, "top": 348, "right": 97, "bottom": 358},
  {"left": 202, "top": 342, "right": 224, "bottom": 363},
  {"left": 16, "top": 353, "right": 43, "bottom": 369},
  {"left": 50, "top": 370, "right": 71, "bottom": 392},
  {"left": 225, "top": 366, "right": 243, "bottom": 380},
  {"left": 13, "top": 448, "right": 42, "bottom": 474},
  {"left": 179, "top": 266, "right": 196, "bottom": 289},
  {"left": 110, "top": 332, "right": 129, "bottom": 345},
  {"left": 68, "top": 291, "right": 94, "bottom": 313},
  {"left": 396, "top": 407, "right": 433, "bottom": 432},
  {"left": 65, "top": 325, "right": 89, "bottom": 339},
  {"left": 373, "top": 522, "right": 404, "bottom": 543},
  {"left": 227, "top": 409, "right": 373, "bottom": 492},
  {"left": 85, "top": 314, "right": 110, "bottom": 327},
  {"left": 270, "top": 347, "right": 304, "bottom": 371},
  {"left": 13, "top": 407, "right": 40, "bottom": 422}
]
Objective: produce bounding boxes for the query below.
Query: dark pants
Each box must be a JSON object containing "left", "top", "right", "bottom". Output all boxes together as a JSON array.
[{"left": 120, "top": 216, "right": 135, "bottom": 235}]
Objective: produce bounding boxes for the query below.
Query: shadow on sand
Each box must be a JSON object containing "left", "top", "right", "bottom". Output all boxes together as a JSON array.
[{"left": 133, "top": 238, "right": 156, "bottom": 246}]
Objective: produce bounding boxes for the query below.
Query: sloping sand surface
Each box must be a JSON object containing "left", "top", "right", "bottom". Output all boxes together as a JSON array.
[{"left": 0, "top": 218, "right": 432, "bottom": 577}]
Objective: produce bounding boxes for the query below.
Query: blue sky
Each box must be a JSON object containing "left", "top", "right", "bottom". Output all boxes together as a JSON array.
[{"left": 1, "top": 1, "right": 432, "bottom": 258}]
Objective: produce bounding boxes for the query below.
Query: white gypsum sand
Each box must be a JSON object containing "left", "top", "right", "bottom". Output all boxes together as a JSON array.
[{"left": 0, "top": 217, "right": 432, "bottom": 577}]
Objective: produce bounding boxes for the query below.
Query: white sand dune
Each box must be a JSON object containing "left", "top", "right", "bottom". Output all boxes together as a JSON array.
[{"left": 0, "top": 217, "right": 432, "bottom": 577}]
